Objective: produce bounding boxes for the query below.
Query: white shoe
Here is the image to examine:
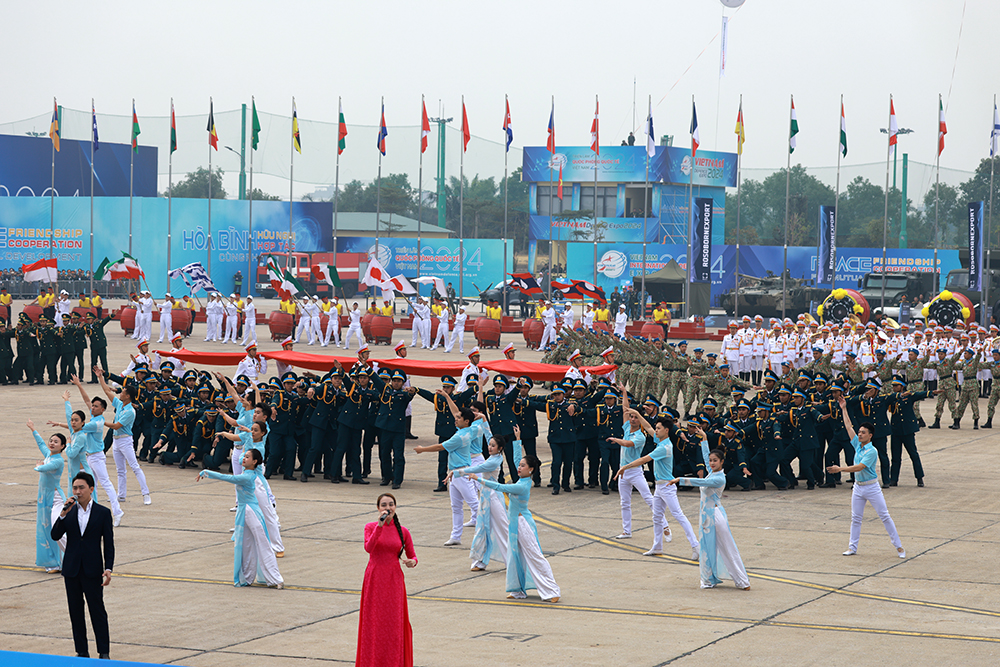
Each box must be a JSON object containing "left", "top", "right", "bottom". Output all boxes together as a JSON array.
[
  {"left": 691, "top": 548, "right": 700, "bottom": 561},
  {"left": 142, "top": 494, "right": 151, "bottom": 505},
  {"left": 444, "top": 538, "right": 461, "bottom": 546},
  {"left": 643, "top": 548, "right": 662, "bottom": 556},
  {"left": 614, "top": 533, "right": 632, "bottom": 540},
  {"left": 898, "top": 548, "right": 906, "bottom": 558},
  {"left": 463, "top": 519, "right": 476, "bottom": 527},
  {"left": 664, "top": 527, "right": 672, "bottom": 543},
  {"left": 117, "top": 497, "right": 126, "bottom": 503},
  {"left": 229, "top": 527, "right": 235, "bottom": 533},
  {"left": 230, "top": 506, "right": 238, "bottom": 512},
  {"left": 113, "top": 511, "right": 124, "bottom": 527},
  {"left": 843, "top": 549, "right": 857, "bottom": 556}
]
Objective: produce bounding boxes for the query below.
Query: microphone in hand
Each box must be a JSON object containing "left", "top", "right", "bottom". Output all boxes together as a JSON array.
[{"left": 379, "top": 511, "right": 389, "bottom": 525}]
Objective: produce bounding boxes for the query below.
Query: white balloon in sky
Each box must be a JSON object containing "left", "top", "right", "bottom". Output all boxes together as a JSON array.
[{"left": 720, "top": 0, "right": 745, "bottom": 7}]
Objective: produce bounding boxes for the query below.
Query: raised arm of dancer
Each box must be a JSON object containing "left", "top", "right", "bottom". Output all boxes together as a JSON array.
[{"left": 70, "top": 374, "right": 91, "bottom": 408}]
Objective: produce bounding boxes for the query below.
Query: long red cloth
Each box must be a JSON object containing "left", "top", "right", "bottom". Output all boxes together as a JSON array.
[{"left": 156, "top": 348, "right": 617, "bottom": 381}]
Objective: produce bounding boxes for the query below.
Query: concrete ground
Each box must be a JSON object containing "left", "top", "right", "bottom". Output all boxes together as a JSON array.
[{"left": 2, "top": 300, "right": 999, "bottom": 665}]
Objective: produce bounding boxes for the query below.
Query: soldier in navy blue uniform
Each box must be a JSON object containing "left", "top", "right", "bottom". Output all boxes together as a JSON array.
[
  {"left": 416, "top": 375, "right": 463, "bottom": 492},
  {"left": 815, "top": 379, "right": 854, "bottom": 487},
  {"left": 568, "top": 378, "right": 602, "bottom": 489},
  {"left": 480, "top": 374, "right": 521, "bottom": 481},
  {"left": 776, "top": 389, "right": 829, "bottom": 489},
  {"left": 370, "top": 369, "right": 418, "bottom": 489},
  {"left": 512, "top": 376, "right": 542, "bottom": 487},
  {"left": 887, "top": 376, "right": 928, "bottom": 487},
  {"left": 266, "top": 372, "right": 305, "bottom": 480},
  {"left": 303, "top": 371, "right": 347, "bottom": 483},
  {"left": 155, "top": 404, "right": 195, "bottom": 465},
  {"left": 337, "top": 365, "right": 378, "bottom": 479},
  {"left": 529, "top": 384, "right": 577, "bottom": 494},
  {"left": 595, "top": 384, "right": 624, "bottom": 494},
  {"left": 706, "top": 421, "right": 752, "bottom": 491},
  {"left": 747, "top": 403, "right": 788, "bottom": 490},
  {"left": 846, "top": 377, "right": 892, "bottom": 488}
]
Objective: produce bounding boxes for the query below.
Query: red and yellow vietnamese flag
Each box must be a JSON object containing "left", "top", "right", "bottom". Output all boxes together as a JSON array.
[
  {"left": 462, "top": 98, "right": 470, "bottom": 152},
  {"left": 207, "top": 98, "right": 218, "bottom": 150}
]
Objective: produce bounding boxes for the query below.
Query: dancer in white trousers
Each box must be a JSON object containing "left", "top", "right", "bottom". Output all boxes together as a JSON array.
[
  {"left": 472, "top": 451, "right": 560, "bottom": 602},
  {"left": 449, "top": 306, "right": 467, "bottom": 354},
  {"left": 431, "top": 303, "right": 450, "bottom": 350},
  {"left": 606, "top": 394, "right": 653, "bottom": 539},
  {"left": 827, "top": 395, "right": 906, "bottom": 559},
  {"left": 217, "top": 421, "right": 284, "bottom": 556},
  {"left": 241, "top": 295, "right": 257, "bottom": 346},
  {"left": 343, "top": 302, "right": 365, "bottom": 349},
  {"left": 538, "top": 301, "right": 558, "bottom": 349},
  {"left": 306, "top": 295, "right": 323, "bottom": 344},
  {"left": 198, "top": 449, "right": 283, "bottom": 588},
  {"left": 156, "top": 294, "right": 174, "bottom": 343},
  {"left": 95, "top": 369, "right": 150, "bottom": 505},
  {"left": 294, "top": 298, "right": 311, "bottom": 343},
  {"left": 223, "top": 294, "right": 240, "bottom": 343},
  {"left": 67, "top": 375, "right": 123, "bottom": 526},
  {"left": 667, "top": 425, "right": 751, "bottom": 590},
  {"left": 322, "top": 298, "right": 342, "bottom": 347},
  {"left": 451, "top": 430, "right": 516, "bottom": 571},
  {"left": 414, "top": 403, "right": 480, "bottom": 546},
  {"left": 615, "top": 409, "right": 699, "bottom": 559},
  {"left": 137, "top": 290, "right": 154, "bottom": 341}
]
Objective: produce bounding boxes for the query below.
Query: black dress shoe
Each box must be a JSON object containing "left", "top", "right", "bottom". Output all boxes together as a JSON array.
[
  {"left": 551, "top": 488, "right": 560, "bottom": 495},
  {"left": 99, "top": 654, "right": 110, "bottom": 660},
  {"left": 352, "top": 478, "right": 370, "bottom": 485},
  {"left": 282, "top": 475, "right": 296, "bottom": 481},
  {"left": 334, "top": 476, "right": 349, "bottom": 483},
  {"left": 602, "top": 489, "right": 610, "bottom": 495},
  {"left": 300, "top": 475, "right": 308, "bottom": 482},
  {"left": 391, "top": 483, "right": 401, "bottom": 489},
  {"left": 433, "top": 485, "right": 448, "bottom": 492},
  {"left": 406, "top": 433, "right": 418, "bottom": 440},
  {"left": 573, "top": 484, "right": 585, "bottom": 490},
  {"left": 562, "top": 485, "right": 572, "bottom": 493},
  {"left": 379, "top": 479, "right": 390, "bottom": 486},
  {"left": 806, "top": 483, "right": 815, "bottom": 490},
  {"left": 917, "top": 479, "right": 925, "bottom": 487}
]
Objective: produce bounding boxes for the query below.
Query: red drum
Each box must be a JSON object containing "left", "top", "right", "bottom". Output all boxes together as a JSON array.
[
  {"left": 524, "top": 318, "right": 543, "bottom": 349},
  {"left": 370, "top": 315, "right": 395, "bottom": 344},
  {"left": 640, "top": 322, "right": 664, "bottom": 340},
  {"left": 593, "top": 321, "right": 610, "bottom": 333},
  {"left": 475, "top": 317, "right": 502, "bottom": 348},
  {"left": 170, "top": 309, "right": 193, "bottom": 336},
  {"left": 362, "top": 312, "right": 376, "bottom": 342},
  {"left": 118, "top": 307, "right": 136, "bottom": 333},
  {"left": 268, "top": 311, "right": 295, "bottom": 341}
]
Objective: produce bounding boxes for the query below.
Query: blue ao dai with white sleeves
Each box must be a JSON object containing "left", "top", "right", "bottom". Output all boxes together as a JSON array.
[
  {"left": 200, "top": 468, "right": 282, "bottom": 586},
  {"left": 677, "top": 437, "right": 750, "bottom": 589},
  {"left": 33, "top": 430, "right": 66, "bottom": 569},
  {"left": 455, "top": 444, "right": 512, "bottom": 568},
  {"left": 62, "top": 400, "right": 91, "bottom": 495},
  {"left": 482, "top": 439, "right": 561, "bottom": 600}
]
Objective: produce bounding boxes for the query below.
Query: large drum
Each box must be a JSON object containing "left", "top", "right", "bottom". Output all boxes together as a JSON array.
[
  {"left": 0, "top": 304, "right": 8, "bottom": 323},
  {"left": 71, "top": 307, "right": 97, "bottom": 321},
  {"left": 362, "top": 312, "right": 376, "bottom": 342},
  {"left": 171, "top": 309, "right": 193, "bottom": 336},
  {"left": 429, "top": 317, "right": 440, "bottom": 343},
  {"left": 370, "top": 315, "right": 395, "bottom": 344},
  {"left": 593, "top": 321, "right": 610, "bottom": 333},
  {"left": 523, "top": 318, "right": 543, "bottom": 349},
  {"left": 640, "top": 322, "right": 664, "bottom": 340},
  {"left": 118, "top": 307, "right": 136, "bottom": 333},
  {"left": 268, "top": 311, "right": 295, "bottom": 341},
  {"left": 475, "top": 317, "right": 502, "bottom": 348}
]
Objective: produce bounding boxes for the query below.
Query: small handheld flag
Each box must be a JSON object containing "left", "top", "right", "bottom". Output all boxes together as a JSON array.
[{"left": 49, "top": 99, "right": 60, "bottom": 152}]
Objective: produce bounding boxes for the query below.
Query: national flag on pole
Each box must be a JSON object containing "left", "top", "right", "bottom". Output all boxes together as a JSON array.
[
  {"left": 690, "top": 99, "right": 700, "bottom": 158},
  {"left": 170, "top": 100, "right": 177, "bottom": 154},
  {"left": 839, "top": 101, "right": 848, "bottom": 157},
  {"left": 362, "top": 255, "right": 390, "bottom": 287},
  {"left": 420, "top": 99, "right": 431, "bottom": 154},
  {"left": 938, "top": 97, "right": 947, "bottom": 156},
  {"left": 292, "top": 100, "right": 302, "bottom": 154},
  {"left": 377, "top": 103, "right": 388, "bottom": 156},
  {"left": 131, "top": 102, "right": 140, "bottom": 153},
  {"left": 250, "top": 99, "right": 261, "bottom": 151},
  {"left": 383, "top": 274, "right": 417, "bottom": 295},
  {"left": 121, "top": 252, "right": 146, "bottom": 279},
  {"left": 590, "top": 97, "right": 599, "bottom": 155},
  {"left": 888, "top": 98, "right": 898, "bottom": 157},
  {"left": 107, "top": 260, "right": 131, "bottom": 281},
  {"left": 311, "top": 263, "right": 342, "bottom": 288},
  {"left": 503, "top": 97, "right": 513, "bottom": 152},
  {"left": 557, "top": 164, "right": 563, "bottom": 200},
  {"left": 571, "top": 280, "right": 606, "bottom": 304},
  {"left": 734, "top": 101, "right": 745, "bottom": 156},
  {"left": 992, "top": 101, "right": 999, "bottom": 158},
  {"left": 207, "top": 99, "right": 218, "bottom": 150},
  {"left": 508, "top": 272, "right": 543, "bottom": 295},
  {"left": 413, "top": 275, "right": 447, "bottom": 296},
  {"left": 281, "top": 269, "right": 306, "bottom": 298},
  {"left": 462, "top": 100, "right": 470, "bottom": 152},
  {"left": 168, "top": 262, "right": 218, "bottom": 294},
  {"left": 789, "top": 97, "right": 798, "bottom": 154},
  {"left": 264, "top": 256, "right": 285, "bottom": 295},
  {"left": 546, "top": 101, "right": 555, "bottom": 153},
  {"left": 22, "top": 258, "right": 58, "bottom": 283},
  {"left": 49, "top": 99, "right": 60, "bottom": 152},
  {"left": 645, "top": 98, "right": 655, "bottom": 158},
  {"left": 338, "top": 99, "right": 348, "bottom": 155},
  {"left": 91, "top": 102, "right": 99, "bottom": 153}
]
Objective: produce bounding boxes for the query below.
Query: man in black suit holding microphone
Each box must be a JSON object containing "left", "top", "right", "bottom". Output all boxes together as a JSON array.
[{"left": 51, "top": 471, "right": 115, "bottom": 659}]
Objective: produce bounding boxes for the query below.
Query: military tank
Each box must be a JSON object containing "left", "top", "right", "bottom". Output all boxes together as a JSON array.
[{"left": 719, "top": 273, "right": 828, "bottom": 319}]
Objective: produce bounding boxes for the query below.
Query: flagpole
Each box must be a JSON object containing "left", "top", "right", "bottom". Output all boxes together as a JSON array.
[
  {"left": 987, "top": 95, "right": 997, "bottom": 326},
  {"left": 782, "top": 95, "right": 791, "bottom": 320},
  {"left": 129, "top": 98, "right": 134, "bottom": 257},
  {"left": 503, "top": 94, "right": 510, "bottom": 315},
  {"left": 417, "top": 95, "right": 424, "bottom": 282},
  {"left": 593, "top": 94, "right": 599, "bottom": 286},
  {"left": 208, "top": 97, "right": 213, "bottom": 275},
  {"left": 288, "top": 96, "right": 295, "bottom": 257},
  {"left": 641, "top": 94, "right": 649, "bottom": 314},
  {"left": 734, "top": 95, "right": 742, "bottom": 319},
  {"left": 248, "top": 97, "right": 255, "bottom": 296},
  {"left": 833, "top": 95, "right": 842, "bottom": 292},
  {"left": 934, "top": 104, "right": 941, "bottom": 296},
  {"left": 880, "top": 95, "right": 893, "bottom": 311},
  {"left": 50, "top": 98, "right": 56, "bottom": 269},
  {"left": 167, "top": 99, "right": 173, "bottom": 293},
  {"left": 376, "top": 97, "right": 383, "bottom": 282},
  {"left": 459, "top": 94, "right": 465, "bottom": 308},
  {"left": 548, "top": 95, "right": 554, "bottom": 302},
  {"left": 687, "top": 94, "right": 695, "bottom": 320},
  {"left": 89, "top": 99, "right": 95, "bottom": 295},
  {"left": 333, "top": 97, "right": 341, "bottom": 269}
]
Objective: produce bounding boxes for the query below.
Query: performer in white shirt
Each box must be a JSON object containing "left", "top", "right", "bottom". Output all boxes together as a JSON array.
[
  {"left": 241, "top": 295, "right": 257, "bottom": 346},
  {"left": 561, "top": 303, "right": 575, "bottom": 330},
  {"left": 457, "top": 347, "right": 483, "bottom": 392},
  {"left": 410, "top": 297, "right": 425, "bottom": 348},
  {"left": 322, "top": 297, "right": 342, "bottom": 347},
  {"left": 137, "top": 291, "right": 154, "bottom": 342},
  {"left": 449, "top": 305, "right": 468, "bottom": 354},
  {"left": 55, "top": 291, "right": 72, "bottom": 327},
  {"left": 235, "top": 342, "right": 267, "bottom": 383},
  {"left": 581, "top": 303, "right": 595, "bottom": 331},
  {"left": 431, "top": 302, "right": 450, "bottom": 350},
  {"left": 156, "top": 293, "right": 174, "bottom": 343},
  {"left": 204, "top": 294, "right": 220, "bottom": 342},
  {"left": 538, "top": 301, "right": 558, "bottom": 349},
  {"left": 221, "top": 294, "right": 239, "bottom": 343},
  {"left": 613, "top": 304, "right": 628, "bottom": 337},
  {"left": 343, "top": 302, "right": 365, "bottom": 350},
  {"left": 293, "top": 297, "right": 312, "bottom": 344},
  {"left": 306, "top": 295, "right": 322, "bottom": 345},
  {"left": 274, "top": 337, "right": 296, "bottom": 377}
]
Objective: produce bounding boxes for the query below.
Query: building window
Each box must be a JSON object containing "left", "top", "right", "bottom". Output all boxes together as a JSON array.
[
  {"left": 580, "top": 186, "right": 614, "bottom": 217},
  {"left": 536, "top": 186, "right": 569, "bottom": 216}
]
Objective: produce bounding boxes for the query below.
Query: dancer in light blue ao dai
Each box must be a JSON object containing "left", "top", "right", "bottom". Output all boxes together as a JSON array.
[
  {"left": 28, "top": 418, "right": 67, "bottom": 572},
  {"left": 453, "top": 431, "right": 517, "bottom": 571}
]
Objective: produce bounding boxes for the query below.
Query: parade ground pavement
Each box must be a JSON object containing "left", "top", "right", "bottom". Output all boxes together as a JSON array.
[{"left": 2, "top": 304, "right": 998, "bottom": 665}]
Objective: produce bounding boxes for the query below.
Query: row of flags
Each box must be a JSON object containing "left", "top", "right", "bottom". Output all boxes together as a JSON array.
[
  {"left": 94, "top": 253, "right": 145, "bottom": 282},
  {"left": 46, "top": 95, "right": 1000, "bottom": 167}
]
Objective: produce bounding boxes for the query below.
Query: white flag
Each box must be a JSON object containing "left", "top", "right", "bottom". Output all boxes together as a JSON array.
[
  {"left": 412, "top": 275, "right": 446, "bottom": 296},
  {"left": 362, "top": 256, "right": 389, "bottom": 288},
  {"left": 382, "top": 273, "right": 417, "bottom": 295}
]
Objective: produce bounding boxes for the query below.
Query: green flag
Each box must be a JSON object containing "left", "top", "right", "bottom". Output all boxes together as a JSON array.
[
  {"left": 251, "top": 99, "right": 261, "bottom": 151},
  {"left": 94, "top": 257, "right": 112, "bottom": 281},
  {"left": 131, "top": 102, "right": 141, "bottom": 153}
]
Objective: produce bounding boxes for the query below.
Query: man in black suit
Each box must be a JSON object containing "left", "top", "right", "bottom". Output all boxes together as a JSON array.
[{"left": 51, "top": 471, "right": 115, "bottom": 660}]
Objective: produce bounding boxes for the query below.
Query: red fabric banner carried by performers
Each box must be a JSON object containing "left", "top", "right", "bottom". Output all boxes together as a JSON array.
[{"left": 155, "top": 348, "right": 617, "bottom": 383}]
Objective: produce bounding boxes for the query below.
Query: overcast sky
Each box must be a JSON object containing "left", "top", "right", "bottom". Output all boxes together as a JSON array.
[{"left": 4, "top": 0, "right": 996, "bottom": 180}]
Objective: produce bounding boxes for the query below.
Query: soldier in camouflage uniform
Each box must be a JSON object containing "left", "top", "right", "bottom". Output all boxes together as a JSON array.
[
  {"left": 831, "top": 351, "right": 866, "bottom": 385},
  {"left": 663, "top": 341, "right": 688, "bottom": 414},
  {"left": 983, "top": 349, "right": 1000, "bottom": 428},
  {"left": 894, "top": 347, "right": 930, "bottom": 427},
  {"left": 801, "top": 346, "right": 834, "bottom": 379},
  {"left": 684, "top": 347, "right": 708, "bottom": 419},
  {"left": 925, "top": 347, "right": 962, "bottom": 429},
  {"left": 711, "top": 364, "right": 753, "bottom": 412},
  {"left": 952, "top": 347, "right": 984, "bottom": 429}
]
